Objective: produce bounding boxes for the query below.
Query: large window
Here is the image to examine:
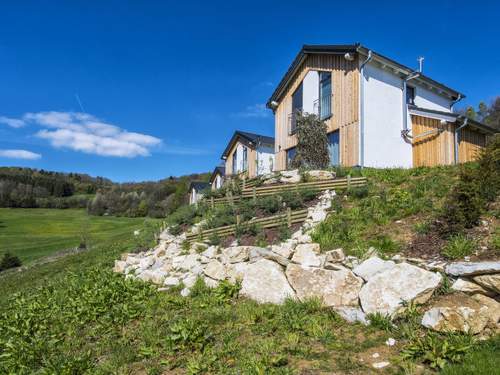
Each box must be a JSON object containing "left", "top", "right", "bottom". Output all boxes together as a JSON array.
[
  {"left": 289, "top": 83, "right": 303, "bottom": 134},
  {"left": 286, "top": 147, "right": 296, "bottom": 169},
  {"left": 242, "top": 147, "right": 248, "bottom": 171},
  {"left": 319, "top": 71, "right": 332, "bottom": 120},
  {"left": 232, "top": 151, "right": 237, "bottom": 175}
]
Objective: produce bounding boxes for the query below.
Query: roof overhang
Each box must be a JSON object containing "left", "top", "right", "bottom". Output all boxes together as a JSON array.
[{"left": 267, "top": 44, "right": 465, "bottom": 107}]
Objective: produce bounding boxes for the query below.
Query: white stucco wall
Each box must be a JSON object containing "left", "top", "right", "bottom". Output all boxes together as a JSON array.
[
  {"left": 256, "top": 145, "right": 275, "bottom": 175},
  {"left": 362, "top": 62, "right": 413, "bottom": 168},
  {"left": 302, "top": 70, "right": 319, "bottom": 115},
  {"left": 413, "top": 83, "right": 452, "bottom": 112}
]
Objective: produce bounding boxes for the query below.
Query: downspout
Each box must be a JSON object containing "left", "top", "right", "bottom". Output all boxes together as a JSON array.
[
  {"left": 402, "top": 71, "right": 420, "bottom": 140},
  {"left": 358, "top": 50, "right": 372, "bottom": 168},
  {"left": 450, "top": 94, "right": 463, "bottom": 112},
  {"left": 454, "top": 117, "right": 468, "bottom": 164}
]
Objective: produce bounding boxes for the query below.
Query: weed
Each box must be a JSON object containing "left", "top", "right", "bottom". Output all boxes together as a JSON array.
[
  {"left": 414, "top": 222, "right": 431, "bottom": 235},
  {"left": 401, "top": 332, "right": 474, "bottom": 369},
  {"left": 442, "top": 234, "right": 476, "bottom": 259},
  {"left": 367, "top": 312, "right": 393, "bottom": 332},
  {"left": 0, "top": 252, "right": 22, "bottom": 272},
  {"left": 207, "top": 232, "right": 221, "bottom": 246},
  {"left": 368, "top": 234, "right": 401, "bottom": 255},
  {"left": 166, "top": 318, "right": 213, "bottom": 352}
]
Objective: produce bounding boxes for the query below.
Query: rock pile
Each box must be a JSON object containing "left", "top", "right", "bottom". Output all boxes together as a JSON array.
[{"left": 114, "top": 189, "right": 500, "bottom": 335}]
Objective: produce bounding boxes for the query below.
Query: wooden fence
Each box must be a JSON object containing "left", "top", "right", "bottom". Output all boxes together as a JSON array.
[
  {"left": 207, "top": 175, "right": 367, "bottom": 207},
  {"left": 186, "top": 207, "right": 309, "bottom": 243}
]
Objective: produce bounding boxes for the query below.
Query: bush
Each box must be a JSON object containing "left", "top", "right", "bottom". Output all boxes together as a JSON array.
[
  {"left": 0, "top": 252, "right": 22, "bottom": 272},
  {"left": 290, "top": 112, "right": 329, "bottom": 169},
  {"left": 442, "top": 234, "right": 476, "bottom": 259}
]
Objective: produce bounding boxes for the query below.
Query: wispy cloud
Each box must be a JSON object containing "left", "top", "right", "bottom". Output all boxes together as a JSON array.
[
  {"left": 0, "top": 116, "right": 26, "bottom": 128},
  {"left": 0, "top": 149, "right": 41, "bottom": 160},
  {"left": 18, "top": 111, "right": 162, "bottom": 158},
  {"left": 232, "top": 103, "right": 270, "bottom": 118}
]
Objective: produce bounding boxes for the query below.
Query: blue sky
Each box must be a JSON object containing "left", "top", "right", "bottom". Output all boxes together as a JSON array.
[{"left": 0, "top": 1, "right": 499, "bottom": 182}]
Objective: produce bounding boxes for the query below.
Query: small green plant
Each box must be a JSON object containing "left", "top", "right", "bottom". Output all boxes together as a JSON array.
[
  {"left": 349, "top": 185, "right": 369, "bottom": 199},
  {"left": 207, "top": 232, "right": 221, "bottom": 246},
  {"left": 169, "top": 224, "right": 182, "bottom": 235},
  {"left": 213, "top": 280, "right": 241, "bottom": 303},
  {"left": 368, "top": 234, "right": 400, "bottom": 255},
  {"left": 278, "top": 222, "right": 291, "bottom": 242},
  {"left": 401, "top": 332, "right": 474, "bottom": 369},
  {"left": 367, "top": 312, "right": 393, "bottom": 332},
  {"left": 0, "top": 252, "right": 22, "bottom": 272},
  {"left": 435, "top": 273, "right": 453, "bottom": 296},
  {"left": 254, "top": 232, "right": 268, "bottom": 247},
  {"left": 166, "top": 318, "right": 213, "bottom": 352},
  {"left": 441, "top": 234, "right": 476, "bottom": 259},
  {"left": 490, "top": 227, "right": 500, "bottom": 252},
  {"left": 414, "top": 222, "right": 431, "bottom": 235},
  {"left": 181, "top": 240, "right": 191, "bottom": 253}
]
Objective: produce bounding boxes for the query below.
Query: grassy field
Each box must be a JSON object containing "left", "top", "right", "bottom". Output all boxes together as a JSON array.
[{"left": 0, "top": 208, "right": 155, "bottom": 264}]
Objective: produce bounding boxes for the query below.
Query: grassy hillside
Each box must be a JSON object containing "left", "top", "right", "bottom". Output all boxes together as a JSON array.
[{"left": 0, "top": 208, "right": 154, "bottom": 264}]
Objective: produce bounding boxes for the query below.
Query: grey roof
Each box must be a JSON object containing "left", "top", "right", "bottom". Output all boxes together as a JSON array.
[
  {"left": 189, "top": 181, "right": 210, "bottom": 191},
  {"left": 221, "top": 130, "right": 275, "bottom": 158},
  {"left": 267, "top": 43, "right": 464, "bottom": 107}
]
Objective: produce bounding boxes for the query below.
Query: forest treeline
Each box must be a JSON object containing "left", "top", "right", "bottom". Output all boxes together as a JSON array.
[{"left": 0, "top": 167, "right": 208, "bottom": 217}]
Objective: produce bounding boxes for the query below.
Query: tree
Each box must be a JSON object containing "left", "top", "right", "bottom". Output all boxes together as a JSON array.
[
  {"left": 290, "top": 112, "right": 330, "bottom": 169},
  {"left": 461, "top": 97, "right": 500, "bottom": 130}
]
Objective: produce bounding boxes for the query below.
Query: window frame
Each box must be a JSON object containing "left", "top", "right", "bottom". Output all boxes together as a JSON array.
[
  {"left": 406, "top": 85, "right": 416, "bottom": 105},
  {"left": 319, "top": 71, "right": 332, "bottom": 120}
]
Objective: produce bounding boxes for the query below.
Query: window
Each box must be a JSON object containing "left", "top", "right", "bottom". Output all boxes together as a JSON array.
[
  {"left": 319, "top": 72, "right": 332, "bottom": 120},
  {"left": 290, "top": 83, "right": 303, "bottom": 134},
  {"left": 286, "top": 147, "right": 296, "bottom": 169},
  {"left": 406, "top": 86, "right": 415, "bottom": 105},
  {"left": 232, "top": 151, "right": 237, "bottom": 174},
  {"left": 328, "top": 131, "right": 340, "bottom": 166},
  {"left": 242, "top": 147, "right": 248, "bottom": 171}
]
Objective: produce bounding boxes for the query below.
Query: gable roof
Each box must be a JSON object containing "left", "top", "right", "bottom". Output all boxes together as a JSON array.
[
  {"left": 209, "top": 165, "right": 225, "bottom": 183},
  {"left": 189, "top": 181, "right": 210, "bottom": 192},
  {"left": 267, "top": 44, "right": 465, "bottom": 107},
  {"left": 221, "top": 131, "right": 275, "bottom": 159}
]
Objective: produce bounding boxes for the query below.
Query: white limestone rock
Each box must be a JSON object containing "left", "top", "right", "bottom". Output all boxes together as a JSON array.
[
  {"left": 335, "top": 307, "right": 369, "bottom": 325},
  {"left": 445, "top": 262, "right": 500, "bottom": 277},
  {"left": 473, "top": 274, "right": 500, "bottom": 294},
  {"left": 137, "top": 269, "right": 167, "bottom": 285},
  {"left": 225, "top": 262, "right": 248, "bottom": 283},
  {"left": 325, "top": 248, "right": 345, "bottom": 263},
  {"left": 224, "top": 246, "right": 251, "bottom": 263},
  {"left": 353, "top": 256, "right": 396, "bottom": 282},
  {"left": 285, "top": 263, "right": 363, "bottom": 308},
  {"left": 204, "top": 260, "right": 226, "bottom": 281},
  {"left": 113, "top": 260, "right": 127, "bottom": 273},
  {"left": 270, "top": 244, "right": 293, "bottom": 259},
  {"left": 292, "top": 243, "right": 324, "bottom": 267},
  {"left": 451, "top": 278, "right": 495, "bottom": 296},
  {"left": 239, "top": 259, "right": 296, "bottom": 304},
  {"left": 249, "top": 247, "right": 290, "bottom": 267},
  {"left": 163, "top": 276, "right": 181, "bottom": 287},
  {"left": 359, "top": 263, "right": 442, "bottom": 316},
  {"left": 308, "top": 170, "right": 336, "bottom": 180},
  {"left": 201, "top": 245, "right": 218, "bottom": 259}
]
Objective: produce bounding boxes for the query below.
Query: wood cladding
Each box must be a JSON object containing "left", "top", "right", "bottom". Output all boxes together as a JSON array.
[
  {"left": 274, "top": 54, "right": 360, "bottom": 170},
  {"left": 411, "top": 115, "right": 487, "bottom": 167}
]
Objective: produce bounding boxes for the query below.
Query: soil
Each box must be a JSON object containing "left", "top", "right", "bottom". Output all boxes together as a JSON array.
[{"left": 221, "top": 223, "right": 302, "bottom": 248}]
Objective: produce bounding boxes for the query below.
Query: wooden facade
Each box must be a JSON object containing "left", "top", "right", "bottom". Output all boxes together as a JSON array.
[
  {"left": 224, "top": 141, "right": 258, "bottom": 178},
  {"left": 273, "top": 54, "right": 360, "bottom": 170},
  {"left": 411, "top": 115, "right": 488, "bottom": 167}
]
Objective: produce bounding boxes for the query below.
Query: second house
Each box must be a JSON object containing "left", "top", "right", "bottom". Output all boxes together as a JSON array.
[{"left": 221, "top": 131, "right": 275, "bottom": 179}]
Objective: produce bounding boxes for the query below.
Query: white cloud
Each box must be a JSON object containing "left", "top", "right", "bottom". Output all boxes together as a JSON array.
[
  {"left": 0, "top": 116, "right": 26, "bottom": 128},
  {"left": 0, "top": 149, "right": 41, "bottom": 160},
  {"left": 232, "top": 103, "right": 270, "bottom": 118},
  {"left": 21, "top": 111, "right": 162, "bottom": 158}
]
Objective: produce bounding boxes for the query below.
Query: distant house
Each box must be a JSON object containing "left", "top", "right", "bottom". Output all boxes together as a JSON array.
[
  {"left": 221, "top": 131, "right": 275, "bottom": 179},
  {"left": 209, "top": 166, "right": 225, "bottom": 190},
  {"left": 267, "top": 44, "right": 497, "bottom": 169},
  {"left": 188, "top": 181, "right": 210, "bottom": 205}
]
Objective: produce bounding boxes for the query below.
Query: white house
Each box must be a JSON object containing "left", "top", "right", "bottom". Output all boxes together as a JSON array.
[{"left": 267, "top": 44, "right": 496, "bottom": 169}]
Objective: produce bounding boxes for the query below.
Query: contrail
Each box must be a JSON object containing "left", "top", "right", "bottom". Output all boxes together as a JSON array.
[{"left": 75, "top": 93, "right": 86, "bottom": 113}]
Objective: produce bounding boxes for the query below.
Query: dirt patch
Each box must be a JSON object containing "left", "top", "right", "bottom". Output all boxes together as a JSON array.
[{"left": 220, "top": 223, "right": 302, "bottom": 248}]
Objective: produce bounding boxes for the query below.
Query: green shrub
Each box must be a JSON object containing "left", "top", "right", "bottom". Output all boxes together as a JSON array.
[
  {"left": 401, "top": 332, "right": 474, "bottom": 369},
  {"left": 367, "top": 312, "right": 393, "bottom": 332},
  {"left": 281, "top": 190, "right": 302, "bottom": 210},
  {"left": 441, "top": 234, "right": 476, "bottom": 259},
  {"left": 290, "top": 112, "right": 329, "bottom": 169},
  {"left": 208, "top": 232, "right": 221, "bottom": 246},
  {"left": 255, "top": 195, "right": 281, "bottom": 215},
  {"left": 0, "top": 252, "right": 22, "bottom": 272},
  {"left": 166, "top": 318, "right": 213, "bottom": 352},
  {"left": 169, "top": 224, "right": 182, "bottom": 235}
]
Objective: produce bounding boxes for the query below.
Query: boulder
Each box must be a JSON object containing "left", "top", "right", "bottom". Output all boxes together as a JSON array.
[
  {"left": 183, "top": 274, "right": 198, "bottom": 288},
  {"left": 308, "top": 170, "right": 336, "bottom": 180},
  {"left": 163, "top": 276, "right": 181, "bottom": 287},
  {"left": 296, "top": 233, "right": 312, "bottom": 244},
  {"left": 176, "top": 254, "right": 201, "bottom": 272},
  {"left": 203, "top": 276, "right": 219, "bottom": 289},
  {"left": 137, "top": 269, "right": 167, "bottom": 285},
  {"left": 292, "top": 243, "right": 324, "bottom": 267},
  {"left": 113, "top": 260, "right": 127, "bottom": 273},
  {"left": 308, "top": 208, "right": 327, "bottom": 223},
  {"left": 239, "top": 259, "right": 296, "bottom": 304},
  {"left": 249, "top": 247, "right": 290, "bottom": 267},
  {"left": 473, "top": 274, "right": 500, "bottom": 294},
  {"left": 270, "top": 244, "right": 293, "bottom": 259},
  {"left": 472, "top": 294, "right": 500, "bottom": 325},
  {"left": 325, "top": 248, "right": 345, "bottom": 263},
  {"left": 201, "top": 245, "right": 218, "bottom": 259},
  {"left": 285, "top": 264, "right": 363, "bottom": 307},
  {"left": 445, "top": 262, "right": 500, "bottom": 277},
  {"left": 421, "top": 293, "right": 497, "bottom": 334},
  {"left": 353, "top": 257, "right": 396, "bottom": 282},
  {"left": 335, "top": 307, "right": 369, "bottom": 325},
  {"left": 204, "top": 260, "right": 226, "bottom": 280},
  {"left": 359, "top": 263, "right": 442, "bottom": 316},
  {"left": 280, "top": 169, "right": 300, "bottom": 183},
  {"left": 225, "top": 262, "right": 248, "bottom": 283},
  {"left": 451, "top": 278, "right": 494, "bottom": 296},
  {"left": 224, "top": 246, "right": 251, "bottom": 263}
]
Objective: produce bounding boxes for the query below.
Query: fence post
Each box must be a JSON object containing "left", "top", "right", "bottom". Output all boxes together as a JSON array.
[
  {"left": 211, "top": 196, "right": 214, "bottom": 208},
  {"left": 287, "top": 207, "right": 292, "bottom": 228},
  {"left": 243, "top": 178, "right": 246, "bottom": 190},
  {"left": 347, "top": 174, "right": 351, "bottom": 189},
  {"left": 236, "top": 214, "right": 241, "bottom": 226},
  {"left": 252, "top": 186, "right": 256, "bottom": 201}
]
